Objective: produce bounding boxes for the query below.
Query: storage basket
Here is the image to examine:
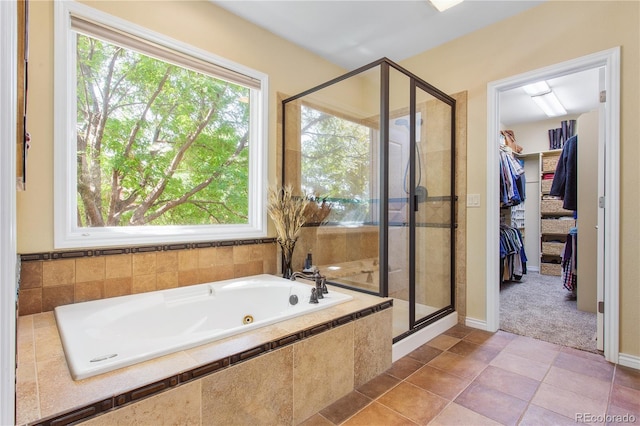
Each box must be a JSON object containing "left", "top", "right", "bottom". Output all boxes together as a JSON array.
[
  {"left": 541, "top": 179, "right": 553, "bottom": 193},
  {"left": 541, "top": 219, "right": 574, "bottom": 235},
  {"left": 542, "top": 155, "right": 560, "bottom": 172},
  {"left": 540, "top": 262, "right": 562, "bottom": 276},
  {"left": 541, "top": 199, "right": 572, "bottom": 215},
  {"left": 542, "top": 242, "right": 564, "bottom": 256}
]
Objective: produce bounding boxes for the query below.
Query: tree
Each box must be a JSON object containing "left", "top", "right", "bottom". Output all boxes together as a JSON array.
[
  {"left": 75, "top": 34, "right": 251, "bottom": 227},
  {"left": 300, "top": 105, "right": 372, "bottom": 222}
]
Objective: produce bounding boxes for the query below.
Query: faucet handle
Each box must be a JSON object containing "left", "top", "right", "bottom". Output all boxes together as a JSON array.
[
  {"left": 309, "top": 287, "right": 319, "bottom": 304},
  {"left": 320, "top": 276, "right": 328, "bottom": 294}
]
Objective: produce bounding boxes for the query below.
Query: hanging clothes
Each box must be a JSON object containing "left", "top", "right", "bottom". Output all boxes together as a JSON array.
[
  {"left": 550, "top": 134, "right": 578, "bottom": 211},
  {"left": 499, "top": 145, "right": 526, "bottom": 208},
  {"left": 561, "top": 227, "right": 578, "bottom": 293},
  {"left": 500, "top": 224, "right": 527, "bottom": 282}
]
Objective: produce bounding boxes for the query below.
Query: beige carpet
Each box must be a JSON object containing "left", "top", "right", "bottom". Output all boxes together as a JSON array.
[{"left": 499, "top": 271, "right": 598, "bottom": 353}]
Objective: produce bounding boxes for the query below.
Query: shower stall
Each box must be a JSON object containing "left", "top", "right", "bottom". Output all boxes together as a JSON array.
[{"left": 282, "top": 58, "right": 456, "bottom": 342}]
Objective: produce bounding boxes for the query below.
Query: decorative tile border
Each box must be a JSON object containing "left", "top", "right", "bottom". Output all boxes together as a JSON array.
[
  {"left": 29, "top": 300, "right": 393, "bottom": 426},
  {"left": 19, "top": 238, "right": 277, "bottom": 262}
]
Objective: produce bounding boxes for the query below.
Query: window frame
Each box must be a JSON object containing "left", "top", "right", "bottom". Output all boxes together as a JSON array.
[{"left": 53, "top": 1, "right": 268, "bottom": 249}]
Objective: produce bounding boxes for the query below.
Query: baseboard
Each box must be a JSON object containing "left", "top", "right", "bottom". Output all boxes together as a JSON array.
[
  {"left": 528, "top": 266, "right": 540, "bottom": 272},
  {"left": 618, "top": 353, "right": 640, "bottom": 371},
  {"left": 465, "top": 317, "right": 488, "bottom": 331},
  {"left": 392, "top": 312, "right": 458, "bottom": 362}
]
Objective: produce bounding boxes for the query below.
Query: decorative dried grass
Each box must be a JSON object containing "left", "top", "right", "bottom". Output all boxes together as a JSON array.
[
  {"left": 267, "top": 185, "right": 311, "bottom": 250},
  {"left": 303, "top": 195, "right": 332, "bottom": 225}
]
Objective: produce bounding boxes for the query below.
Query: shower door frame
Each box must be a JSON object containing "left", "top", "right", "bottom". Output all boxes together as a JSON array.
[{"left": 282, "top": 58, "right": 457, "bottom": 343}]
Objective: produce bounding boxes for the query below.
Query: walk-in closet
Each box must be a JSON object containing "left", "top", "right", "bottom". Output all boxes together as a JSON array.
[{"left": 497, "top": 68, "right": 602, "bottom": 353}]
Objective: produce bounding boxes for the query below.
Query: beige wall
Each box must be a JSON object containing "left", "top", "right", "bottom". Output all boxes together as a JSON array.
[
  {"left": 400, "top": 1, "right": 639, "bottom": 357},
  {"left": 17, "top": 0, "right": 346, "bottom": 253}
]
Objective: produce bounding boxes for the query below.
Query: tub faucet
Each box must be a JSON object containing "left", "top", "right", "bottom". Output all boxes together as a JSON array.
[
  {"left": 290, "top": 271, "right": 314, "bottom": 282},
  {"left": 290, "top": 270, "right": 327, "bottom": 301}
]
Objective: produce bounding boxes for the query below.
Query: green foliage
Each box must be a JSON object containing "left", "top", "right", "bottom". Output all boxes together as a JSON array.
[
  {"left": 75, "top": 34, "right": 251, "bottom": 227},
  {"left": 300, "top": 106, "right": 372, "bottom": 223}
]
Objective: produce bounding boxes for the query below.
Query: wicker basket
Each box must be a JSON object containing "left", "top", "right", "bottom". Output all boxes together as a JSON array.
[
  {"left": 542, "top": 242, "right": 564, "bottom": 256},
  {"left": 541, "top": 219, "right": 574, "bottom": 235},
  {"left": 542, "top": 155, "right": 560, "bottom": 172},
  {"left": 541, "top": 179, "right": 553, "bottom": 193},
  {"left": 541, "top": 199, "right": 572, "bottom": 215},
  {"left": 540, "top": 262, "right": 562, "bottom": 276}
]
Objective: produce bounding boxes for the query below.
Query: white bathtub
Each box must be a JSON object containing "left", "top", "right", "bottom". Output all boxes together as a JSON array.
[{"left": 54, "top": 274, "right": 352, "bottom": 380}]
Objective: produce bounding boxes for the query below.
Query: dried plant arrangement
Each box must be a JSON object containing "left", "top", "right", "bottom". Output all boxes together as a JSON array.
[
  {"left": 267, "top": 185, "right": 334, "bottom": 277},
  {"left": 267, "top": 185, "right": 311, "bottom": 277},
  {"left": 303, "top": 195, "right": 333, "bottom": 225}
]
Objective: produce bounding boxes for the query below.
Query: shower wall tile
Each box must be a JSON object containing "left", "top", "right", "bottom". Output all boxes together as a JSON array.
[
  {"left": 201, "top": 346, "right": 294, "bottom": 425},
  {"left": 316, "top": 231, "right": 347, "bottom": 265},
  {"left": 42, "top": 259, "right": 75, "bottom": 287},
  {"left": 75, "top": 257, "right": 105, "bottom": 283},
  {"left": 105, "top": 255, "right": 132, "bottom": 279}
]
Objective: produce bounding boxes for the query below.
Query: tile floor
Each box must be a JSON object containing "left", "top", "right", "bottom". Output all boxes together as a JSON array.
[{"left": 300, "top": 324, "right": 640, "bottom": 425}]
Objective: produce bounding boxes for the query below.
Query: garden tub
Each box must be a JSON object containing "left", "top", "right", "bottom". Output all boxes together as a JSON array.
[{"left": 54, "top": 274, "right": 352, "bottom": 380}]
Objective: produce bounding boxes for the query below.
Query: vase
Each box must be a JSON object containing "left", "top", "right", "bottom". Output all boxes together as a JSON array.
[{"left": 279, "top": 238, "right": 296, "bottom": 279}]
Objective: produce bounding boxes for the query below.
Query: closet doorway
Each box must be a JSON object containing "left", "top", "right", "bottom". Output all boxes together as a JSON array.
[{"left": 486, "top": 48, "right": 621, "bottom": 363}]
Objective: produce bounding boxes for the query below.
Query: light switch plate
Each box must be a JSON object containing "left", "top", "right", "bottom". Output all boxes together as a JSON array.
[{"left": 467, "top": 194, "right": 481, "bottom": 207}]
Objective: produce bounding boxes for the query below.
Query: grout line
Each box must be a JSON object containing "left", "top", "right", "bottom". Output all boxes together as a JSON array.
[{"left": 606, "top": 364, "right": 616, "bottom": 415}]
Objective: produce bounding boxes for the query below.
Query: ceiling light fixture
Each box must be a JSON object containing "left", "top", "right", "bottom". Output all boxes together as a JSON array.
[
  {"left": 429, "top": 0, "right": 464, "bottom": 12},
  {"left": 522, "top": 81, "right": 551, "bottom": 96},
  {"left": 522, "top": 81, "right": 567, "bottom": 117}
]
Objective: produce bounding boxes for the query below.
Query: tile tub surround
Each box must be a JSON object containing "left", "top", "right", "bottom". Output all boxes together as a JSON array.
[
  {"left": 16, "top": 284, "right": 392, "bottom": 425},
  {"left": 18, "top": 240, "right": 277, "bottom": 316}
]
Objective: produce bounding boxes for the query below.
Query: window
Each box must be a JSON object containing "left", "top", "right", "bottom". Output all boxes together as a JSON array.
[
  {"left": 54, "top": 2, "right": 267, "bottom": 248},
  {"left": 300, "top": 105, "right": 374, "bottom": 224}
]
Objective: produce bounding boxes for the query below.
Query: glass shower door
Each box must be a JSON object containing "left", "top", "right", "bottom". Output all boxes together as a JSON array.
[{"left": 411, "top": 82, "right": 455, "bottom": 332}]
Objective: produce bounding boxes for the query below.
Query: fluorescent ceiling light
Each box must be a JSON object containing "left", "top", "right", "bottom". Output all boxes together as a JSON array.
[
  {"left": 531, "top": 92, "right": 567, "bottom": 117},
  {"left": 522, "top": 80, "right": 566, "bottom": 117},
  {"left": 429, "top": 0, "right": 464, "bottom": 12},
  {"left": 522, "top": 81, "right": 551, "bottom": 96}
]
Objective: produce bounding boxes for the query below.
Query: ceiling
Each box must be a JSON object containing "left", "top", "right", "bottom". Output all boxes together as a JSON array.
[
  {"left": 500, "top": 68, "right": 601, "bottom": 125},
  {"left": 212, "top": 0, "right": 600, "bottom": 125}
]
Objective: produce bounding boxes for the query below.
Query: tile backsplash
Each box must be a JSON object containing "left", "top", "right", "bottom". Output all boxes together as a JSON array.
[{"left": 18, "top": 241, "right": 277, "bottom": 316}]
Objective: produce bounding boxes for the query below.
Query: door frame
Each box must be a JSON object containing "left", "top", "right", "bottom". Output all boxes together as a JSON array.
[
  {"left": 485, "top": 47, "right": 620, "bottom": 363},
  {"left": 0, "top": 0, "right": 18, "bottom": 422}
]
